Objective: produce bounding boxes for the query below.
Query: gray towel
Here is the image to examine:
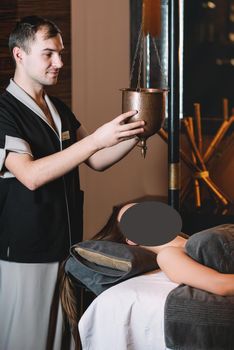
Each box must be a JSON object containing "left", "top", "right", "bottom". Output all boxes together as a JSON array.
[
  {"left": 165, "top": 224, "right": 234, "bottom": 350},
  {"left": 165, "top": 285, "right": 234, "bottom": 350}
]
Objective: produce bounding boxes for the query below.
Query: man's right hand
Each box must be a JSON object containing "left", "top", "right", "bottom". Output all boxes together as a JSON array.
[{"left": 91, "top": 110, "right": 145, "bottom": 149}]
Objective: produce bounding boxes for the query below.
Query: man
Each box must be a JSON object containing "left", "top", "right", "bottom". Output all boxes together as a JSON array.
[{"left": 0, "top": 16, "right": 144, "bottom": 350}]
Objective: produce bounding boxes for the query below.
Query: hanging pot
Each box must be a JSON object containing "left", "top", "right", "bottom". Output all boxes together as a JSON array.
[{"left": 121, "top": 88, "right": 167, "bottom": 138}]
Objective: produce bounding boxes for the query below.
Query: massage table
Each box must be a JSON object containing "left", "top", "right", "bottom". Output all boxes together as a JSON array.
[
  {"left": 78, "top": 270, "right": 177, "bottom": 350},
  {"left": 68, "top": 224, "right": 234, "bottom": 350},
  {"left": 78, "top": 269, "right": 234, "bottom": 350}
]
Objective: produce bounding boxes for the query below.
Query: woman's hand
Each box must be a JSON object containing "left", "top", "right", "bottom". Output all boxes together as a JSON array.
[{"left": 91, "top": 111, "right": 145, "bottom": 149}]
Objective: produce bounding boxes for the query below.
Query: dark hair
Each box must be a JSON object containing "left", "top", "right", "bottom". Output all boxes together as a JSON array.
[
  {"left": 91, "top": 206, "right": 127, "bottom": 243},
  {"left": 9, "top": 15, "right": 61, "bottom": 57},
  {"left": 59, "top": 205, "right": 128, "bottom": 346}
]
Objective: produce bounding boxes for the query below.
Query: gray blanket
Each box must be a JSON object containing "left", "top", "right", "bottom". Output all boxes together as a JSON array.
[
  {"left": 165, "top": 285, "right": 234, "bottom": 350},
  {"left": 164, "top": 224, "right": 234, "bottom": 350}
]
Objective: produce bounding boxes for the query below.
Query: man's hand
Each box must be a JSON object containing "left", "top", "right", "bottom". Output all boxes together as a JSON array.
[{"left": 91, "top": 111, "right": 145, "bottom": 149}]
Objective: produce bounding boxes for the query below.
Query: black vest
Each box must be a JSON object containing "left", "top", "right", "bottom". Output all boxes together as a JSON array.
[{"left": 0, "top": 92, "right": 83, "bottom": 263}]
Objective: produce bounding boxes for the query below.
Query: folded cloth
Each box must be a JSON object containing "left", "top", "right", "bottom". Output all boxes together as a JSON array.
[
  {"left": 165, "top": 285, "right": 234, "bottom": 350},
  {"left": 65, "top": 240, "right": 159, "bottom": 295},
  {"left": 164, "top": 224, "right": 234, "bottom": 350}
]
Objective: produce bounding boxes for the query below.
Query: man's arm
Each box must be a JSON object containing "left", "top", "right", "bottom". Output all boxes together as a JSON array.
[
  {"left": 77, "top": 125, "right": 140, "bottom": 171},
  {"left": 5, "top": 111, "right": 144, "bottom": 190},
  {"left": 157, "top": 246, "right": 234, "bottom": 296}
]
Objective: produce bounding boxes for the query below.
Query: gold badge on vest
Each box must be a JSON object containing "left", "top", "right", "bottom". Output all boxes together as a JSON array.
[{"left": 62, "top": 131, "right": 70, "bottom": 141}]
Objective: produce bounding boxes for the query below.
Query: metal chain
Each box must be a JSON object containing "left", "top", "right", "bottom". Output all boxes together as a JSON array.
[
  {"left": 130, "top": 24, "right": 143, "bottom": 88},
  {"left": 137, "top": 35, "right": 144, "bottom": 89},
  {"left": 130, "top": 24, "right": 168, "bottom": 90},
  {"left": 152, "top": 36, "right": 168, "bottom": 89}
]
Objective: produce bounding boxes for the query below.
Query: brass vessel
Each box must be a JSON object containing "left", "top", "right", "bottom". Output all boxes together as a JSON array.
[{"left": 121, "top": 88, "right": 167, "bottom": 156}]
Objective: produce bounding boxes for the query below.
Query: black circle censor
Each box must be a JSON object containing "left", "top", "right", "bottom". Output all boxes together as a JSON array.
[{"left": 119, "top": 201, "right": 182, "bottom": 246}]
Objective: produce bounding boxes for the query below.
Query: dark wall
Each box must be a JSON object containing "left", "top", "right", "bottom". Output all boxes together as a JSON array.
[
  {"left": 0, "top": 0, "right": 71, "bottom": 106},
  {"left": 183, "top": 0, "right": 234, "bottom": 117},
  {"left": 130, "top": 0, "right": 234, "bottom": 118}
]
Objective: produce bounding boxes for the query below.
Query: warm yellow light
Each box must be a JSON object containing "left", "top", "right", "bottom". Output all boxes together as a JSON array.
[{"left": 202, "top": 1, "right": 216, "bottom": 9}]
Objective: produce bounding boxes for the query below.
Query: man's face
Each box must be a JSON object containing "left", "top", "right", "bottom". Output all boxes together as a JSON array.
[{"left": 19, "top": 28, "right": 64, "bottom": 87}]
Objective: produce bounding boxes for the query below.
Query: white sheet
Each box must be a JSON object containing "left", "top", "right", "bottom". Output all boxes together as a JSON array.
[{"left": 79, "top": 270, "right": 178, "bottom": 350}]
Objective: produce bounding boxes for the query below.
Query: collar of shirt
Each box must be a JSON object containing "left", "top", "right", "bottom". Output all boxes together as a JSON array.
[{"left": 6, "top": 79, "right": 62, "bottom": 140}]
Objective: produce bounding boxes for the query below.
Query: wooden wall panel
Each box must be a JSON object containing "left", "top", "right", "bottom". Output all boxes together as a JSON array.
[
  {"left": 0, "top": 1, "right": 18, "bottom": 95},
  {"left": 0, "top": 0, "right": 71, "bottom": 106}
]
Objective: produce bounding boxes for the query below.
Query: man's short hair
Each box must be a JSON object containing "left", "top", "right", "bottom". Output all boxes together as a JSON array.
[{"left": 9, "top": 15, "right": 61, "bottom": 57}]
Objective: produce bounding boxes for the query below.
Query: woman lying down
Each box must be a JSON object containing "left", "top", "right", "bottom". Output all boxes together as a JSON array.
[{"left": 60, "top": 201, "right": 234, "bottom": 348}]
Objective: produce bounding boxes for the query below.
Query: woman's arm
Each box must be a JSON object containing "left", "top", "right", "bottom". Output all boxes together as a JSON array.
[{"left": 157, "top": 246, "right": 234, "bottom": 296}]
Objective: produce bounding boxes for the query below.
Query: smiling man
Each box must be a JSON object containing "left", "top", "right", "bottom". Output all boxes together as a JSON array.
[{"left": 0, "top": 16, "right": 145, "bottom": 350}]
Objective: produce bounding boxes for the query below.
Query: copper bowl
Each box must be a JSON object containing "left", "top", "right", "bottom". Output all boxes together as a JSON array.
[{"left": 121, "top": 88, "right": 167, "bottom": 138}]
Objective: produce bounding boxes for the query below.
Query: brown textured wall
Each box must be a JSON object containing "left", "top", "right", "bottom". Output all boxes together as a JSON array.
[
  {"left": 71, "top": 0, "right": 168, "bottom": 239},
  {"left": 0, "top": 0, "right": 71, "bottom": 106}
]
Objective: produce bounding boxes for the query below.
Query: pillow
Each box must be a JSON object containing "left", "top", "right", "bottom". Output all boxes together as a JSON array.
[
  {"left": 185, "top": 223, "right": 234, "bottom": 273},
  {"left": 65, "top": 240, "right": 159, "bottom": 295},
  {"left": 76, "top": 246, "right": 131, "bottom": 272}
]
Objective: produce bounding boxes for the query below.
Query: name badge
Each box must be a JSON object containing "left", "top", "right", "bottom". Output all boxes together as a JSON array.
[{"left": 62, "top": 131, "right": 70, "bottom": 141}]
